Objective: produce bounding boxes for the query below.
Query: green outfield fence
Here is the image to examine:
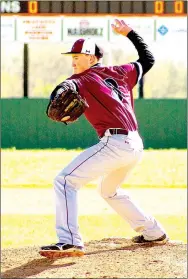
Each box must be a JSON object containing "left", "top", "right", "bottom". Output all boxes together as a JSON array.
[{"left": 1, "top": 99, "right": 186, "bottom": 149}]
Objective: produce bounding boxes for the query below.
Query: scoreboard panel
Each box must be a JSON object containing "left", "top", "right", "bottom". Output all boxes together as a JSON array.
[{"left": 0, "top": 1, "right": 187, "bottom": 15}]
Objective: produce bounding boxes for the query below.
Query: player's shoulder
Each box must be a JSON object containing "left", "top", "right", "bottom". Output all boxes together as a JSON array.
[
  {"left": 113, "top": 63, "right": 134, "bottom": 71},
  {"left": 99, "top": 63, "right": 134, "bottom": 72},
  {"left": 89, "top": 65, "right": 119, "bottom": 73}
]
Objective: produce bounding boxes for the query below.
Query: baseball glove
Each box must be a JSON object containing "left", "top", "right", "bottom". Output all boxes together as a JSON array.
[{"left": 46, "top": 81, "right": 89, "bottom": 124}]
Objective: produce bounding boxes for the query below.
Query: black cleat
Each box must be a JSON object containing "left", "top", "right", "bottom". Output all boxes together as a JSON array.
[
  {"left": 132, "top": 234, "right": 169, "bottom": 244},
  {"left": 39, "top": 243, "right": 85, "bottom": 259}
]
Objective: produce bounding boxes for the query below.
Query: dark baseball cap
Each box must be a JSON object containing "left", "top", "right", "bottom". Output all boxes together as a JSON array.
[{"left": 61, "top": 38, "right": 103, "bottom": 58}]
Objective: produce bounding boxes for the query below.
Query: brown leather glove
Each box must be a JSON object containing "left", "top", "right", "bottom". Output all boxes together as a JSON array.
[{"left": 46, "top": 81, "right": 89, "bottom": 124}]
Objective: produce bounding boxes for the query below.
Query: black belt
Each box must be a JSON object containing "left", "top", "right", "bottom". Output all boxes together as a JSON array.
[{"left": 109, "top": 129, "right": 128, "bottom": 136}]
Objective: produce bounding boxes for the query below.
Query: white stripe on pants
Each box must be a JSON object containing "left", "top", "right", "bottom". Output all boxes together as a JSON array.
[{"left": 54, "top": 130, "right": 166, "bottom": 246}]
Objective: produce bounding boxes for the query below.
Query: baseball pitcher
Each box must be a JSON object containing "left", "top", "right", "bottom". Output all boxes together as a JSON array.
[{"left": 40, "top": 19, "right": 168, "bottom": 259}]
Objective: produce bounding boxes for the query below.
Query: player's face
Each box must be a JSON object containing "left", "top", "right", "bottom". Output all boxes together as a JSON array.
[{"left": 72, "top": 54, "right": 93, "bottom": 74}]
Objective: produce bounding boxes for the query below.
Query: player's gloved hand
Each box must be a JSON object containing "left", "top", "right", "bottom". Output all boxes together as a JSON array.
[
  {"left": 46, "top": 80, "right": 89, "bottom": 125},
  {"left": 111, "top": 19, "right": 132, "bottom": 37}
]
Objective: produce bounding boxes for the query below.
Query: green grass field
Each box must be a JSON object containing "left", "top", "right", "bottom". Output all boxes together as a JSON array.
[
  {"left": 1, "top": 149, "right": 187, "bottom": 248},
  {"left": 2, "top": 214, "right": 186, "bottom": 248},
  {"left": 2, "top": 149, "right": 186, "bottom": 188}
]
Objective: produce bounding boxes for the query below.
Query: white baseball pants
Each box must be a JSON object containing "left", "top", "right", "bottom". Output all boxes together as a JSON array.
[{"left": 54, "top": 130, "right": 166, "bottom": 247}]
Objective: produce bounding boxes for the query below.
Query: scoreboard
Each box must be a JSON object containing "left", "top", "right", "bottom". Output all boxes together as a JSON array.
[{"left": 0, "top": 1, "right": 187, "bottom": 15}]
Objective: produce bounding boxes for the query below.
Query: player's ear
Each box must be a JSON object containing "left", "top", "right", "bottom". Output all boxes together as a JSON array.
[{"left": 89, "top": 55, "right": 97, "bottom": 64}]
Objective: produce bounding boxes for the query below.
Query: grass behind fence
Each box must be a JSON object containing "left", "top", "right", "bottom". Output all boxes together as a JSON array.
[
  {"left": 2, "top": 214, "right": 186, "bottom": 249},
  {"left": 2, "top": 149, "right": 186, "bottom": 188}
]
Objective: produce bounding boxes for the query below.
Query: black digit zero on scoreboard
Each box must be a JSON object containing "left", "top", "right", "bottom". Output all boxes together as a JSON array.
[{"left": 0, "top": 1, "right": 187, "bottom": 15}]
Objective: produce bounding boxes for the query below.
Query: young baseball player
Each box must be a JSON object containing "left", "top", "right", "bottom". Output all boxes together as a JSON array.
[{"left": 40, "top": 19, "right": 168, "bottom": 259}]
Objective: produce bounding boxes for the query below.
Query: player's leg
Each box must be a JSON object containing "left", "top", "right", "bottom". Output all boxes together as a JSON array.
[
  {"left": 53, "top": 137, "right": 117, "bottom": 248},
  {"left": 98, "top": 161, "right": 167, "bottom": 242},
  {"left": 41, "top": 133, "right": 144, "bottom": 253},
  {"left": 40, "top": 142, "right": 107, "bottom": 257},
  {"left": 41, "top": 136, "right": 126, "bottom": 257}
]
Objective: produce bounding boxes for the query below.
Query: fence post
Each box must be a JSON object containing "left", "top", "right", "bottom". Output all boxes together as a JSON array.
[
  {"left": 23, "top": 43, "right": 28, "bottom": 98},
  {"left": 138, "top": 77, "right": 144, "bottom": 98}
]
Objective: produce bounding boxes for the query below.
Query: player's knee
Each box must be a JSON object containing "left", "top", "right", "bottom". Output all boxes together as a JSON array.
[
  {"left": 54, "top": 174, "right": 65, "bottom": 191},
  {"left": 98, "top": 185, "right": 116, "bottom": 199},
  {"left": 101, "top": 191, "right": 117, "bottom": 199},
  {"left": 98, "top": 186, "right": 130, "bottom": 200},
  {"left": 54, "top": 173, "right": 80, "bottom": 191}
]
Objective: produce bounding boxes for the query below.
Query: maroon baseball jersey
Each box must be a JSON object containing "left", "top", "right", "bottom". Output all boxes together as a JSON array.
[{"left": 67, "top": 63, "right": 142, "bottom": 138}]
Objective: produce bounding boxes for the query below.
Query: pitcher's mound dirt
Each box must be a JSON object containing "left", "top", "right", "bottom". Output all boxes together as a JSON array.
[{"left": 1, "top": 238, "right": 187, "bottom": 278}]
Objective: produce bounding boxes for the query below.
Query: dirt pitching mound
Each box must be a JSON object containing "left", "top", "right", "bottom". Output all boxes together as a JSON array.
[{"left": 1, "top": 238, "right": 187, "bottom": 278}]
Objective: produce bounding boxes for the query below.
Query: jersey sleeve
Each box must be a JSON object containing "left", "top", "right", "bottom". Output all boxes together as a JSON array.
[{"left": 114, "top": 62, "right": 143, "bottom": 89}]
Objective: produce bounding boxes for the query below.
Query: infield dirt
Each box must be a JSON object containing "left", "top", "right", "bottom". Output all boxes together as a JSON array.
[{"left": 1, "top": 238, "right": 187, "bottom": 278}]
